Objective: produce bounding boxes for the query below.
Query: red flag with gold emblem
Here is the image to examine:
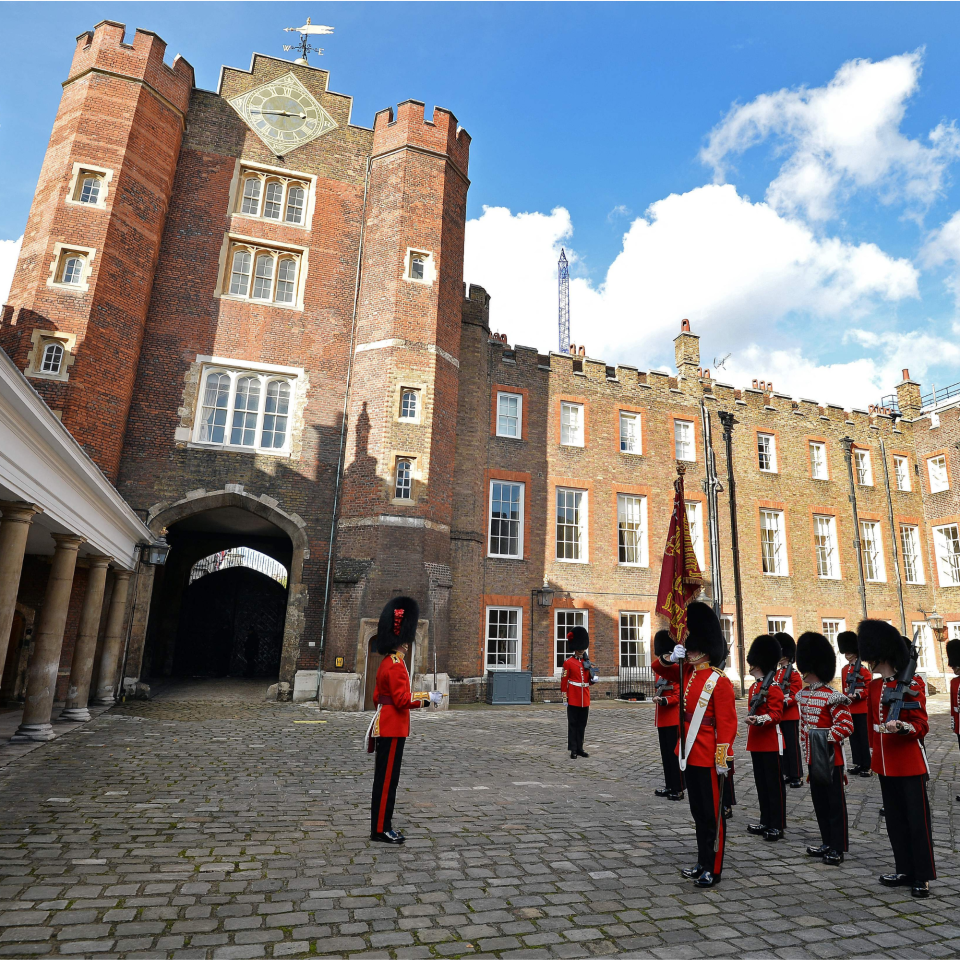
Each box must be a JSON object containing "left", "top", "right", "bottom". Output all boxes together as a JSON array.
[{"left": 656, "top": 464, "right": 704, "bottom": 642}]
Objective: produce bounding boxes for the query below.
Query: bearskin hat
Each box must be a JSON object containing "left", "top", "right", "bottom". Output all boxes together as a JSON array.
[
  {"left": 567, "top": 625, "right": 589, "bottom": 651},
  {"left": 946, "top": 638, "right": 960, "bottom": 669},
  {"left": 376, "top": 596, "right": 419, "bottom": 654},
  {"left": 685, "top": 601, "right": 727, "bottom": 667},
  {"left": 775, "top": 632, "right": 796, "bottom": 662},
  {"left": 653, "top": 629, "right": 674, "bottom": 658},
  {"left": 836, "top": 630, "right": 859, "bottom": 656},
  {"left": 796, "top": 631, "right": 836, "bottom": 684},
  {"left": 857, "top": 618, "right": 907, "bottom": 672},
  {"left": 747, "top": 634, "right": 782, "bottom": 674}
]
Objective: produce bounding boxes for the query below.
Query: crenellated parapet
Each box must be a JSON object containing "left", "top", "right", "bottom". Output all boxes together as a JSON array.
[{"left": 372, "top": 101, "right": 471, "bottom": 177}]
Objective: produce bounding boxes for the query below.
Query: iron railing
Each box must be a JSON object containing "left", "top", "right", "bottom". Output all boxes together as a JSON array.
[
  {"left": 189, "top": 547, "right": 288, "bottom": 587},
  {"left": 617, "top": 664, "right": 656, "bottom": 701}
]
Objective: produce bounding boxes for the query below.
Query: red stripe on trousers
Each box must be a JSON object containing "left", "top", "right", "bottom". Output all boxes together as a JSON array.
[
  {"left": 377, "top": 739, "right": 398, "bottom": 833},
  {"left": 711, "top": 769, "right": 725, "bottom": 875}
]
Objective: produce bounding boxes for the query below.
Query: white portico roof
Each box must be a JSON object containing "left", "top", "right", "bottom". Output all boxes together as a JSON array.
[{"left": 0, "top": 348, "right": 152, "bottom": 569}]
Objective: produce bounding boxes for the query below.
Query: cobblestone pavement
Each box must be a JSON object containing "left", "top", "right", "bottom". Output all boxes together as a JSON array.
[{"left": 1, "top": 685, "right": 959, "bottom": 960}]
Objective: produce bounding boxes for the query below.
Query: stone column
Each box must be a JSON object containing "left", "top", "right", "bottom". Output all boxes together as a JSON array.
[
  {"left": 12, "top": 534, "right": 83, "bottom": 742},
  {"left": 0, "top": 502, "right": 41, "bottom": 678},
  {"left": 59, "top": 557, "right": 110, "bottom": 722},
  {"left": 93, "top": 570, "right": 132, "bottom": 705}
]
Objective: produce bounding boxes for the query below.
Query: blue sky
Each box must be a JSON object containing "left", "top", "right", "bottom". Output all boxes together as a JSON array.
[{"left": 3, "top": 2, "right": 960, "bottom": 406}]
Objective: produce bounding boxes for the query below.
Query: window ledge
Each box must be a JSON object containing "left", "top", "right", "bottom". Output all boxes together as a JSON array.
[
  {"left": 618, "top": 563, "right": 649, "bottom": 569},
  {"left": 230, "top": 212, "right": 309, "bottom": 231},
  {"left": 495, "top": 433, "right": 523, "bottom": 441},
  {"left": 184, "top": 441, "right": 292, "bottom": 458},
  {"left": 216, "top": 293, "right": 302, "bottom": 312},
  {"left": 555, "top": 558, "right": 589, "bottom": 564},
  {"left": 762, "top": 572, "right": 790, "bottom": 578},
  {"left": 488, "top": 554, "right": 525, "bottom": 561}
]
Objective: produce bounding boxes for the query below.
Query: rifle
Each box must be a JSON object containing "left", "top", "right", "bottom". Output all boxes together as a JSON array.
[
  {"left": 845, "top": 656, "right": 866, "bottom": 700},
  {"left": 748, "top": 669, "right": 777, "bottom": 717},
  {"left": 880, "top": 628, "right": 921, "bottom": 724}
]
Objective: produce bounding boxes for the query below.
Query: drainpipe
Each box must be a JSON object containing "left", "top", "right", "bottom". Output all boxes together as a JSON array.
[
  {"left": 700, "top": 400, "right": 723, "bottom": 616},
  {"left": 840, "top": 437, "right": 869, "bottom": 621},
  {"left": 879, "top": 437, "right": 908, "bottom": 634},
  {"left": 717, "top": 411, "right": 746, "bottom": 697},
  {"left": 317, "top": 156, "right": 371, "bottom": 702}
]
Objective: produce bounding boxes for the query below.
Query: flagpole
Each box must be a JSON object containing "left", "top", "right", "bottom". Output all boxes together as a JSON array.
[{"left": 675, "top": 467, "right": 686, "bottom": 769}]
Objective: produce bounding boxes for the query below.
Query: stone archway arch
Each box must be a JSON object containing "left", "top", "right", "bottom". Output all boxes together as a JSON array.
[{"left": 145, "top": 488, "right": 309, "bottom": 684}]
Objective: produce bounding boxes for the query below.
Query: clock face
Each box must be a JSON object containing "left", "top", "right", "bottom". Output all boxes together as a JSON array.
[{"left": 229, "top": 73, "right": 337, "bottom": 156}]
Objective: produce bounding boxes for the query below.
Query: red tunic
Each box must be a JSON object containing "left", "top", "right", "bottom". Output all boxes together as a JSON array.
[
  {"left": 798, "top": 683, "right": 853, "bottom": 766},
  {"left": 372, "top": 653, "right": 429, "bottom": 738},
  {"left": 676, "top": 662, "right": 738, "bottom": 768},
  {"left": 560, "top": 656, "right": 591, "bottom": 707},
  {"left": 746, "top": 680, "right": 784, "bottom": 753},
  {"left": 867, "top": 675, "right": 929, "bottom": 777},
  {"left": 840, "top": 662, "right": 872, "bottom": 715},
  {"left": 651, "top": 657, "right": 680, "bottom": 728},
  {"left": 951, "top": 675, "right": 959, "bottom": 735},
  {"left": 775, "top": 665, "right": 803, "bottom": 722}
]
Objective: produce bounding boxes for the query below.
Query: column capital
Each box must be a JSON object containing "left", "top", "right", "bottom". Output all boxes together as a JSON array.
[
  {"left": 0, "top": 501, "right": 43, "bottom": 524},
  {"left": 51, "top": 533, "right": 85, "bottom": 549},
  {"left": 85, "top": 555, "right": 112, "bottom": 569},
  {"left": 113, "top": 568, "right": 135, "bottom": 581}
]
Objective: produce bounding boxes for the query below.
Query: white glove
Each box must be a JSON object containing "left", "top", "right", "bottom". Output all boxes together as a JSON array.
[
  {"left": 429, "top": 691, "right": 443, "bottom": 705},
  {"left": 669, "top": 644, "right": 686, "bottom": 662}
]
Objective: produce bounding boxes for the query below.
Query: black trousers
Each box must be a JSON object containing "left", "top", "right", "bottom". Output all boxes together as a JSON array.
[
  {"left": 849, "top": 713, "right": 872, "bottom": 769},
  {"left": 567, "top": 705, "right": 589, "bottom": 754},
  {"left": 371, "top": 736, "right": 405, "bottom": 834},
  {"left": 780, "top": 720, "right": 803, "bottom": 781},
  {"left": 723, "top": 762, "right": 737, "bottom": 808},
  {"left": 685, "top": 764, "right": 726, "bottom": 875},
  {"left": 879, "top": 774, "right": 936, "bottom": 882},
  {"left": 751, "top": 751, "right": 786, "bottom": 830},
  {"left": 809, "top": 764, "right": 848, "bottom": 852},
  {"left": 657, "top": 725, "right": 684, "bottom": 792}
]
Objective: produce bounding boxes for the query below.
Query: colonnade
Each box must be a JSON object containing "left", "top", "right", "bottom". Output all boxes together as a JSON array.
[{"left": 0, "top": 501, "right": 134, "bottom": 741}]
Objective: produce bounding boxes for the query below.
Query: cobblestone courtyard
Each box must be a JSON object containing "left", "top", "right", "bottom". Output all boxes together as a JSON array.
[{"left": 1, "top": 684, "right": 959, "bottom": 960}]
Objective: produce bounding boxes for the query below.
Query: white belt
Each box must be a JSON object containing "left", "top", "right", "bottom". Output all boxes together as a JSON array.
[{"left": 568, "top": 680, "right": 589, "bottom": 687}]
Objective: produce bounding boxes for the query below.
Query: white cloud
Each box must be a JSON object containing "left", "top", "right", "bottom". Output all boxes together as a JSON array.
[
  {"left": 0, "top": 236, "right": 21, "bottom": 304},
  {"left": 701, "top": 51, "right": 960, "bottom": 221}
]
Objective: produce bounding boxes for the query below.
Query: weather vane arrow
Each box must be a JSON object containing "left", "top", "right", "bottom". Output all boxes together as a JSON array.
[{"left": 282, "top": 17, "right": 334, "bottom": 64}]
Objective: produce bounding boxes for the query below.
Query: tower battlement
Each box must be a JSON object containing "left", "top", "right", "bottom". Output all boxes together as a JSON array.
[
  {"left": 70, "top": 21, "right": 194, "bottom": 113},
  {"left": 372, "top": 100, "right": 470, "bottom": 174}
]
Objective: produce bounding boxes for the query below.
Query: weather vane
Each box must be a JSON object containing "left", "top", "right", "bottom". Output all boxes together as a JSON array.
[{"left": 283, "top": 17, "right": 334, "bottom": 65}]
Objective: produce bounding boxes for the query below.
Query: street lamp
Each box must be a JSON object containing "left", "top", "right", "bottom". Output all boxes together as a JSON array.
[
  {"left": 140, "top": 532, "right": 171, "bottom": 566},
  {"left": 530, "top": 580, "right": 555, "bottom": 677}
]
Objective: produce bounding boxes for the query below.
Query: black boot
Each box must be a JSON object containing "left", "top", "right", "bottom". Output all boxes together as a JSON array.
[
  {"left": 763, "top": 828, "right": 783, "bottom": 842},
  {"left": 370, "top": 829, "right": 405, "bottom": 844},
  {"left": 681, "top": 863, "right": 705, "bottom": 879},
  {"left": 821, "top": 849, "right": 843, "bottom": 865},
  {"left": 746, "top": 823, "right": 767, "bottom": 836},
  {"left": 911, "top": 882, "right": 930, "bottom": 898},
  {"left": 879, "top": 873, "right": 911, "bottom": 887},
  {"left": 692, "top": 871, "right": 720, "bottom": 887},
  {"left": 806, "top": 844, "right": 829, "bottom": 857}
]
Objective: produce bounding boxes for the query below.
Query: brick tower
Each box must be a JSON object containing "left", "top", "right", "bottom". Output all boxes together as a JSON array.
[
  {"left": 326, "top": 101, "right": 470, "bottom": 698},
  {"left": 0, "top": 22, "right": 193, "bottom": 480}
]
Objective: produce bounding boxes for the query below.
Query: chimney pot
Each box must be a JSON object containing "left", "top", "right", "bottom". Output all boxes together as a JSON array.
[
  {"left": 579, "top": 345, "right": 586, "bottom": 357},
  {"left": 902, "top": 368, "right": 910, "bottom": 381},
  {"left": 681, "top": 319, "right": 690, "bottom": 332}
]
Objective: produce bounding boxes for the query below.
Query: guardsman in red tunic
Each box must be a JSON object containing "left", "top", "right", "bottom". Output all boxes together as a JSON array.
[
  {"left": 797, "top": 632, "right": 853, "bottom": 866},
  {"left": 366, "top": 597, "right": 440, "bottom": 844},
  {"left": 744, "top": 634, "right": 786, "bottom": 841},
  {"left": 859, "top": 619, "right": 935, "bottom": 898},
  {"left": 652, "top": 630, "right": 684, "bottom": 800},
  {"left": 948, "top": 639, "right": 960, "bottom": 802},
  {"left": 838, "top": 630, "right": 873, "bottom": 776},
  {"left": 560, "top": 626, "right": 594, "bottom": 758},
  {"left": 670, "top": 602, "right": 738, "bottom": 888},
  {"left": 774, "top": 633, "right": 804, "bottom": 788}
]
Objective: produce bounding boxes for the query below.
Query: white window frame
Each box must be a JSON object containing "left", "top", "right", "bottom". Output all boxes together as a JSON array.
[
  {"left": 485, "top": 606, "right": 523, "bottom": 672},
  {"left": 899, "top": 524, "right": 924, "bottom": 585},
  {"left": 933, "top": 523, "right": 960, "bottom": 587},
  {"left": 619, "top": 612, "right": 649, "bottom": 668},
  {"left": 560, "top": 402, "right": 584, "bottom": 447},
  {"left": 674, "top": 419, "right": 695, "bottom": 462},
  {"left": 860, "top": 520, "right": 886, "bottom": 582},
  {"left": 685, "top": 501, "right": 705, "bottom": 570},
  {"left": 404, "top": 248, "right": 436, "bottom": 285},
  {"left": 760, "top": 508, "right": 787, "bottom": 576},
  {"left": 488, "top": 480, "right": 524, "bottom": 559},
  {"left": 927, "top": 455, "right": 949, "bottom": 494},
  {"left": 854, "top": 448, "right": 873, "bottom": 486},
  {"left": 399, "top": 388, "right": 420, "bottom": 422},
  {"left": 617, "top": 493, "right": 648, "bottom": 567},
  {"left": 40, "top": 341, "right": 65, "bottom": 375},
  {"left": 394, "top": 458, "right": 414, "bottom": 500},
  {"left": 46, "top": 242, "right": 96, "bottom": 294},
  {"left": 947, "top": 622, "right": 960, "bottom": 642},
  {"left": 188, "top": 359, "right": 301, "bottom": 456},
  {"left": 910, "top": 621, "right": 936, "bottom": 674},
  {"left": 555, "top": 609, "right": 588, "bottom": 674},
  {"left": 809, "top": 441, "right": 828, "bottom": 480},
  {"left": 757, "top": 433, "right": 777, "bottom": 473},
  {"left": 556, "top": 487, "right": 588, "bottom": 562},
  {"left": 65, "top": 162, "right": 113, "bottom": 210},
  {"left": 893, "top": 455, "right": 911, "bottom": 492},
  {"left": 217, "top": 234, "right": 308, "bottom": 310},
  {"left": 767, "top": 616, "right": 793, "bottom": 636},
  {"left": 821, "top": 618, "right": 846, "bottom": 653},
  {"left": 813, "top": 514, "right": 840, "bottom": 579},
  {"left": 496, "top": 392, "right": 522, "bottom": 439},
  {"left": 231, "top": 162, "right": 315, "bottom": 229},
  {"left": 619, "top": 411, "right": 641, "bottom": 454}
]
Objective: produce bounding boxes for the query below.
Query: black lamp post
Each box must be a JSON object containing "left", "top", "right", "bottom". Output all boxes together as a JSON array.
[
  {"left": 530, "top": 580, "right": 554, "bottom": 674},
  {"left": 140, "top": 532, "right": 171, "bottom": 566}
]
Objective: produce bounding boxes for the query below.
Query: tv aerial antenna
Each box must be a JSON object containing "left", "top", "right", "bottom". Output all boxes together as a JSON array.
[
  {"left": 713, "top": 353, "right": 731, "bottom": 370},
  {"left": 283, "top": 18, "right": 334, "bottom": 65}
]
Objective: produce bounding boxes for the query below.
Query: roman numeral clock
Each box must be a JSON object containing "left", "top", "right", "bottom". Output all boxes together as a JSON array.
[{"left": 229, "top": 73, "right": 337, "bottom": 156}]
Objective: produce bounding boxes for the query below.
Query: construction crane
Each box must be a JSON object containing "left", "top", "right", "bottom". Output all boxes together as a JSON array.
[{"left": 558, "top": 248, "right": 570, "bottom": 353}]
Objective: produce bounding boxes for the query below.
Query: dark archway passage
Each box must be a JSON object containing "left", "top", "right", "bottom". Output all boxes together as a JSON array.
[{"left": 174, "top": 567, "right": 286, "bottom": 678}]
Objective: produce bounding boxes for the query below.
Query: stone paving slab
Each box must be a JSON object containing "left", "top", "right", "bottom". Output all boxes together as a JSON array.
[{"left": 0, "top": 688, "right": 957, "bottom": 959}]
